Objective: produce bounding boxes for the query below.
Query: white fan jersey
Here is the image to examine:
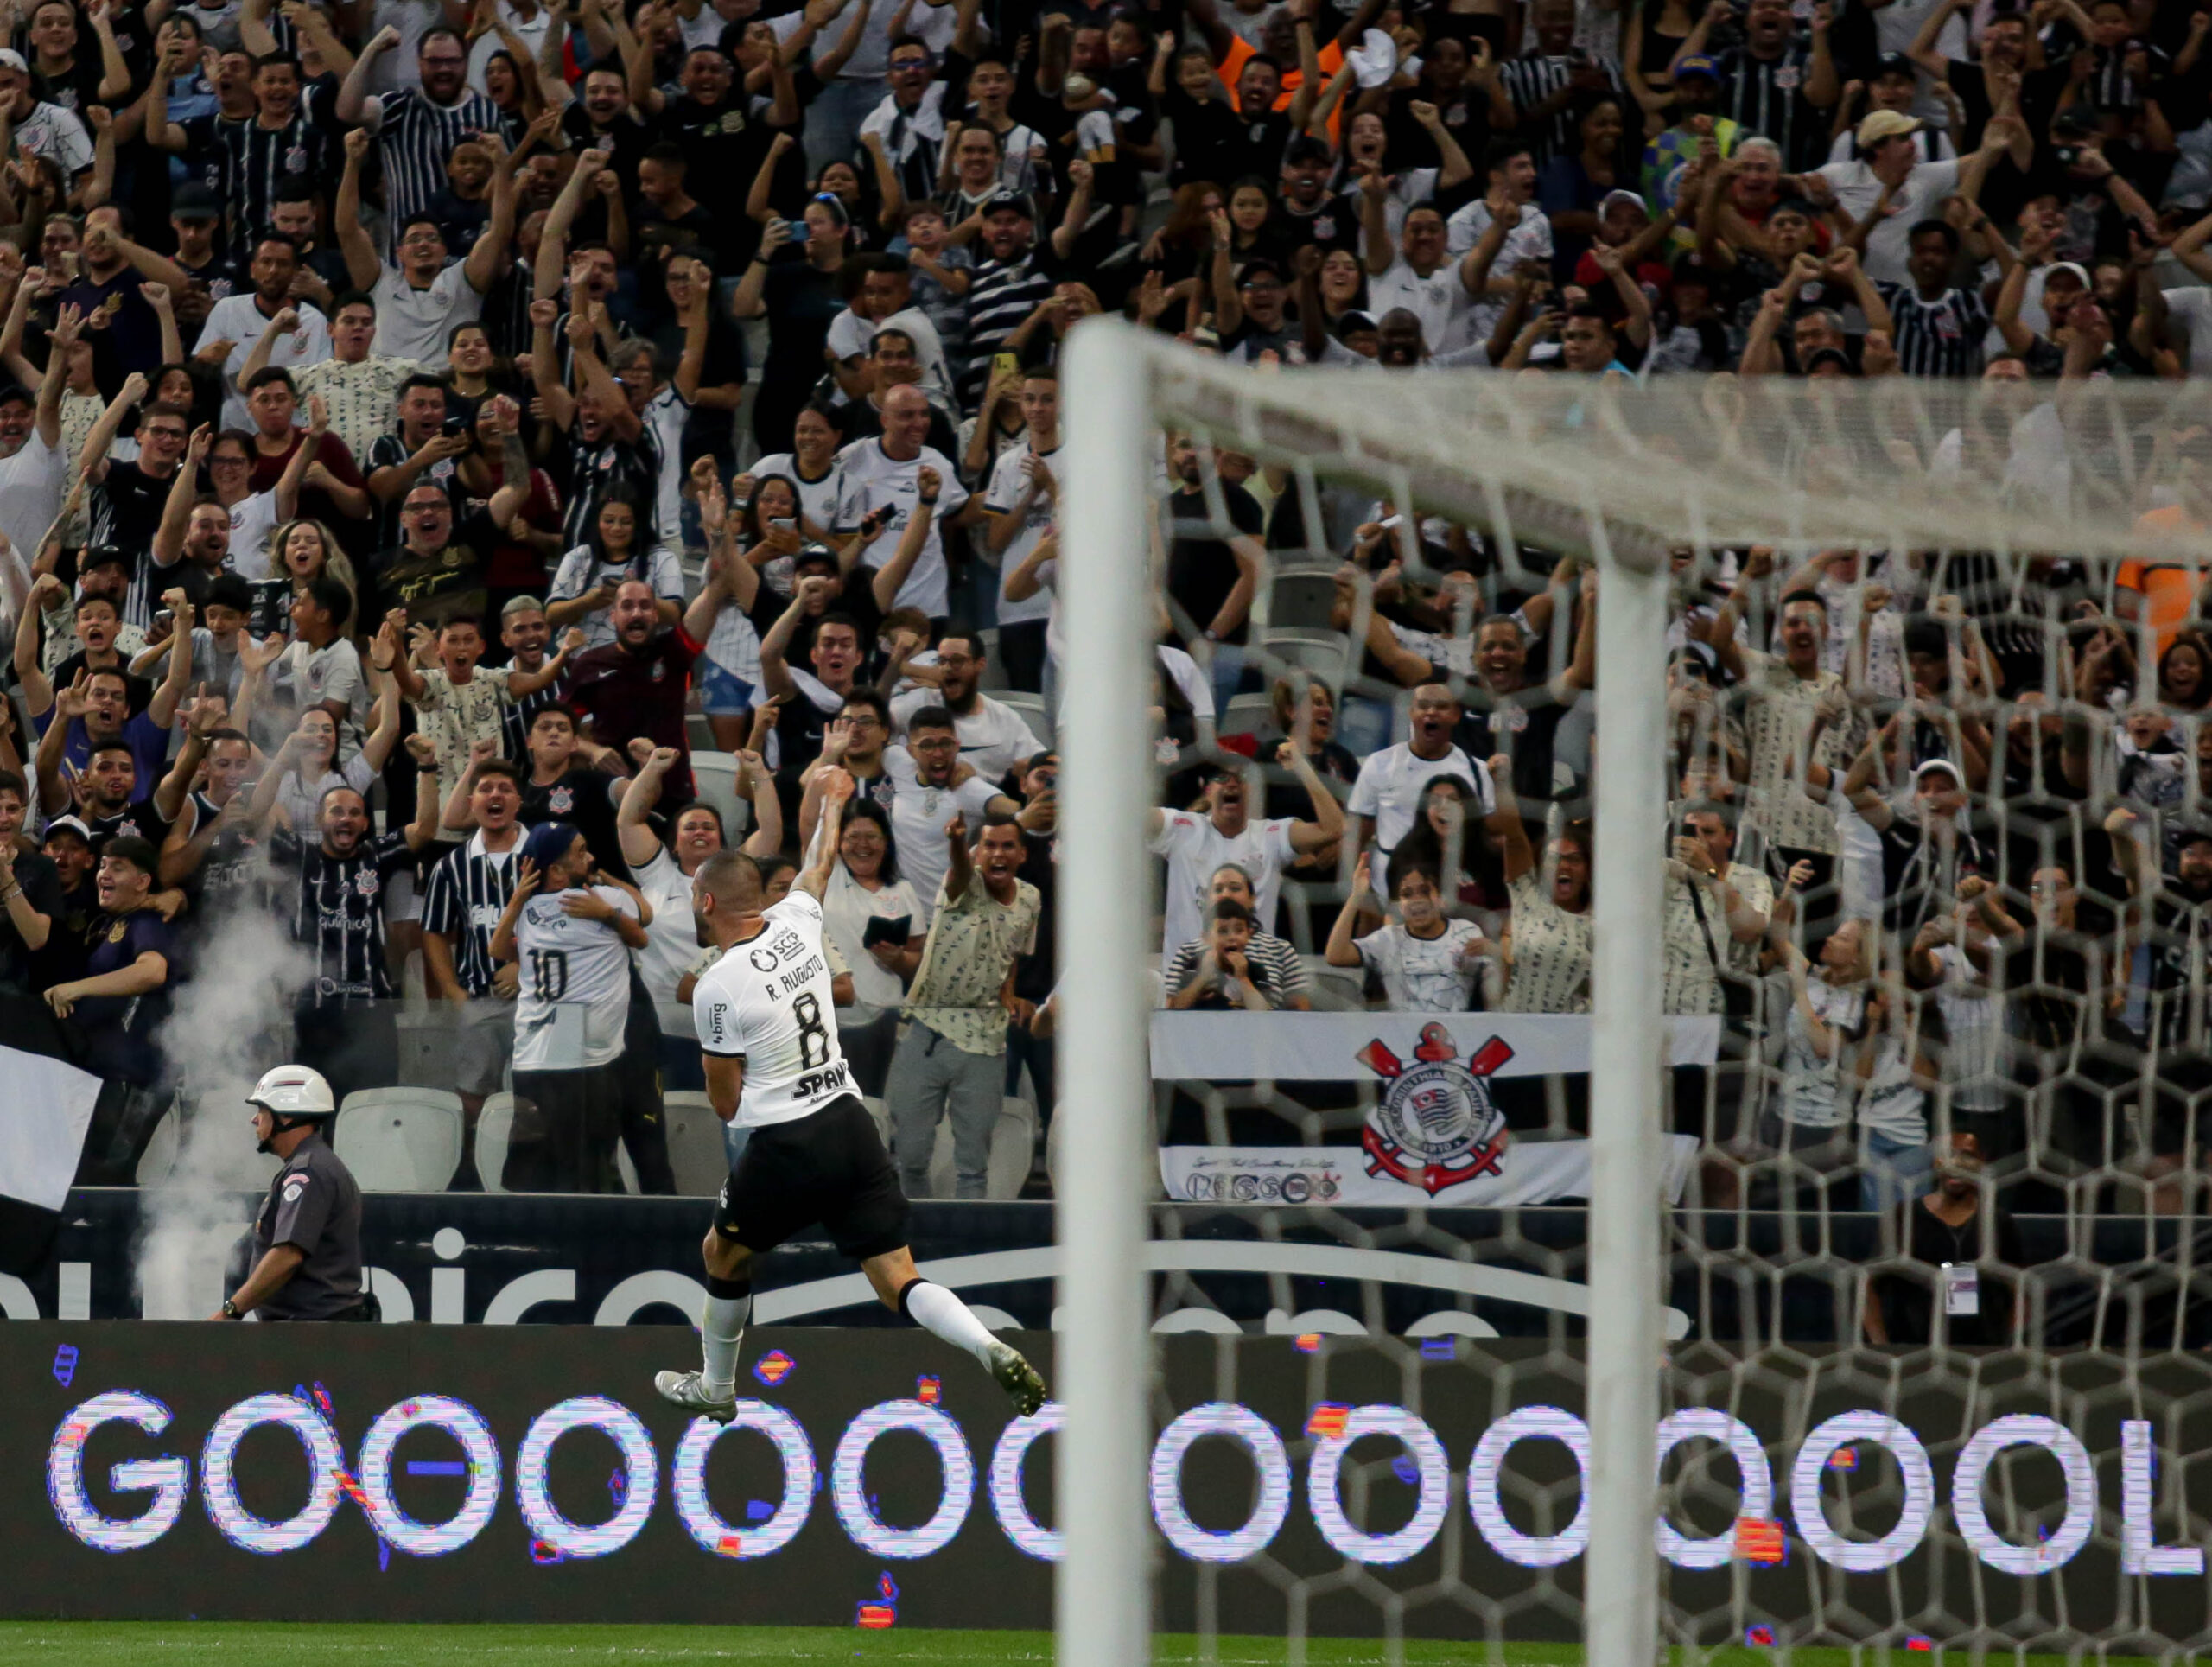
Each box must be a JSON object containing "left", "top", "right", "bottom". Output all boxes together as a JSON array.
[
  {"left": 691, "top": 890, "right": 853, "bottom": 1128},
  {"left": 513, "top": 886, "right": 639, "bottom": 1072}
]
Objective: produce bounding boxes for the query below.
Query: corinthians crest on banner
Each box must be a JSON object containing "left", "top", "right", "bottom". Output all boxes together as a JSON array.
[{"left": 1357, "top": 1023, "right": 1513, "bottom": 1195}]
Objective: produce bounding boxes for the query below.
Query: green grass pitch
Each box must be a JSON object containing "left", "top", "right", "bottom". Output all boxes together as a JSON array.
[{"left": 0, "top": 1627, "right": 2149, "bottom": 1667}]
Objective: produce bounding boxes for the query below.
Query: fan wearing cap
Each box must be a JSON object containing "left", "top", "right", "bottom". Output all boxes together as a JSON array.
[
  {"left": 1992, "top": 213, "right": 2127, "bottom": 379},
  {"left": 213, "top": 1066, "right": 372, "bottom": 1322},
  {"left": 0, "top": 48, "right": 91, "bottom": 200},
  {"left": 488, "top": 820, "right": 648, "bottom": 1192},
  {"left": 1671, "top": 0, "right": 1838, "bottom": 174},
  {"left": 1828, "top": 55, "right": 1953, "bottom": 166},
  {"left": 166, "top": 183, "right": 238, "bottom": 305},
  {"left": 1638, "top": 54, "right": 1742, "bottom": 208},
  {"left": 1806, "top": 105, "right": 2010, "bottom": 285},
  {"left": 1835, "top": 749, "right": 1993, "bottom": 940}
]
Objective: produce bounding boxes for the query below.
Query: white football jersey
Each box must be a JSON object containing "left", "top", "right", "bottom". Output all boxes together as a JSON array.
[
  {"left": 691, "top": 891, "right": 853, "bottom": 1128},
  {"left": 513, "top": 886, "right": 639, "bottom": 1072}
]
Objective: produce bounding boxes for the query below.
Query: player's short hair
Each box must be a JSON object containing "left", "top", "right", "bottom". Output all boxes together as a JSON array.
[
  {"left": 245, "top": 366, "right": 296, "bottom": 396},
  {"left": 1210, "top": 898, "right": 1253, "bottom": 926},
  {"left": 0, "top": 768, "right": 25, "bottom": 803},
  {"left": 472, "top": 760, "right": 522, "bottom": 790},
  {"left": 332, "top": 290, "right": 377, "bottom": 319},
  {"left": 696, "top": 847, "right": 763, "bottom": 913},
  {"left": 1393, "top": 862, "right": 1443, "bottom": 896},
  {"left": 905, "top": 703, "right": 956, "bottom": 735},
  {"left": 978, "top": 811, "right": 1022, "bottom": 838}
]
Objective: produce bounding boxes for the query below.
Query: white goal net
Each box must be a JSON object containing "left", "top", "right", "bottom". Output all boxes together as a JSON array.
[{"left": 1052, "top": 321, "right": 2212, "bottom": 1664}]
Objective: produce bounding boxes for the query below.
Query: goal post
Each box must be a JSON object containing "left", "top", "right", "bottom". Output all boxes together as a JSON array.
[
  {"left": 1055, "top": 319, "right": 1673, "bottom": 1666},
  {"left": 1058, "top": 320, "right": 1173, "bottom": 1667},
  {"left": 1051, "top": 321, "right": 2212, "bottom": 1662}
]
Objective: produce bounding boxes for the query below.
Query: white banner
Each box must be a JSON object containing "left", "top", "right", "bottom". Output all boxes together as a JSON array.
[
  {"left": 0, "top": 1044, "right": 102, "bottom": 1212},
  {"left": 1149, "top": 1012, "right": 1721, "bottom": 1082},
  {"left": 1160, "top": 1136, "right": 1701, "bottom": 1209}
]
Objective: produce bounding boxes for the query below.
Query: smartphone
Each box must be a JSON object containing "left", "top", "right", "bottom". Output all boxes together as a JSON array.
[
  {"left": 442, "top": 415, "right": 467, "bottom": 438},
  {"left": 770, "top": 516, "right": 797, "bottom": 533},
  {"left": 1378, "top": 514, "right": 1404, "bottom": 531},
  {"left": 861, "top": 914, "right": 912, "bottom": 949},
  {"left": 153, "top": 608, "right": 174, "bottom": 628},
  {"left": 766, "top": 215, "right": 791, "bottom": 242},
  {"left": 993, "top": 351, "right": 1020, "bottom": 379}
]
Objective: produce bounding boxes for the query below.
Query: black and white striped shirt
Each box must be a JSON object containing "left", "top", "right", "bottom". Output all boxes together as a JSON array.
[
  {"left": 420, "top": 828, "right": 522, "bottom": 996},
  {"left": 560, "top": 427, "right": 664, "bottom": 550},
  {"left": 1715, "top": 43, "right": 1825, "bottom": 172},
  {"left": 500, "top": 665, "right": 570, "bottom": 760},
  {"left": 1500, "top": 52, "right": 1629, "bottom": 169},
  {"left": 211, "top": 95, "right": 336, "bottom": 265},
  {"left": 372, "top": 85, "right": 505, "bottom": 245},
  {"left": 272, "top": 826, "right": 417, "bottom": 1005},
  {"left": 1873, "top": 280, "right": 1990, "bottom": 379},
  {"left": 958, "top": 252, "right": 1055, "bottom": 407}
]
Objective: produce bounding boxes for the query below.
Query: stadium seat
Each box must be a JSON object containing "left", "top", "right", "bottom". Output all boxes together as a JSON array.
[
  {"left": 1262, "top": 629, "right": 1346, "bottom": 679},
  {"left": 134, "top": 1104, "right": 180, "bottom": 1185},
  {"left": 661, "top": 1091, "right": 730, "bottom": 1197},
  {"left": 475, "top": 1092, "right": 515, "bottom": 1193},
  {"left": 334, "top": 1089, "right": 464, "bottom": 1193},
  {"left": 997, "top": 691, "right": 1052, "bottom": 744},
  {"left": 687, "top": 752, "right": 753, "bottom": 842},
  {"left": 1264, "top": 569, "right": 1339, "bottom": 630},
  {"left": 924, "top": 1097, "right": 1036, "bottom": 1200},
  {"left": 1220, "top": 692, "right": 1274, "bottom": 738}
]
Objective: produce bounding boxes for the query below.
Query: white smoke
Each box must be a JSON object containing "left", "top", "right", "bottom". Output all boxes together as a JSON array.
[{"left": 136, "top": 875, "right": 313, "bottom": 1319}]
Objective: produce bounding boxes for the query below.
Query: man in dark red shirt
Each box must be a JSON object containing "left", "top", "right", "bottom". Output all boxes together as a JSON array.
[
  {"left": 245, "top": 366, "right": 372, "bottom": 538},
  {"left": 567, "top": 578, "right": 721, "bottom": 810}
]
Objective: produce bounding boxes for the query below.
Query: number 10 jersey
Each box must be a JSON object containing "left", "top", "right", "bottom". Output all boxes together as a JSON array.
[
  {"left": 513, "top": 886, "right": 641, "bottom": 1072},
  {"left": 691, "top": 890, "right": 853, "bottom": 1127}
]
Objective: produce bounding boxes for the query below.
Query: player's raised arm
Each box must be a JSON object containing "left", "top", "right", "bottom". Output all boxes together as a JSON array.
[{"left": 801, "top": 768, "right": 855, "bottom": 900}]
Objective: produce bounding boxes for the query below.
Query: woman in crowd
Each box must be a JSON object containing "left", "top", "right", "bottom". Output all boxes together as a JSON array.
[
  {"left": 738, "top": 186, "right": 855, "bottom": 454},
  {"left": 1325, "top": 850, "right": 1493, "bottom": 1012},
  {"left": 547, "top": 487, "right": 682, "bottom": 650},
  {"left": 817, "top": 796, "right": 922, "bottom": 1096},
  {"left": 1385, "top": 773, "right": 1489, "bottom": 907}
]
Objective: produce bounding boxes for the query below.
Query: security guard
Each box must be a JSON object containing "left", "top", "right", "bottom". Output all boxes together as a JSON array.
[{"left": 209, "top": 1065, "right": 376, "bottom": 1323}]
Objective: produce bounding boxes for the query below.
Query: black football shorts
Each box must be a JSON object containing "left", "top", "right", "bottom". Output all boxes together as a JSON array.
[{"left": 713, "top": 1093, "right": 911, "bottom": 1261}]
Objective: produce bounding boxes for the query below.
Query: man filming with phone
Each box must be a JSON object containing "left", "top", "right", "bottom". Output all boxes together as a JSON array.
[{"left": 366, "top": 374, "right": 474, "bottom": 547}]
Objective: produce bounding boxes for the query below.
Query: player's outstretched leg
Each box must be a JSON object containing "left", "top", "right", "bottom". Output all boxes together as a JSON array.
[
  {"left": 866, "top": 1249, "right": 1046, "bottom": 1416},
  {"left": 656, "top": 1229, "right": 749, "bottom": 1422}
]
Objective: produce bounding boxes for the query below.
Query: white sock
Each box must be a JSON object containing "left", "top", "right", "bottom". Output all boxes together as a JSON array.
[
  {"left": 901, "top": 1280, "right": 1001, "bottom": 1367},
  {"left": 701, "top": 1288, "right": 750, "bottom": 1396}
]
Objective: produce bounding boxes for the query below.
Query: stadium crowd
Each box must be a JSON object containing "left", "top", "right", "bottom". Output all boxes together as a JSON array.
[{"left": 0, "top": 0, "right": 2202, "bottom": 1216}]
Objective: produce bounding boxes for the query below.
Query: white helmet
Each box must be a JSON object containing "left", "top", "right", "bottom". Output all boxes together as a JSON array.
[{"left": 246, "top": 1065, "right": 337, "bottom": 1118}]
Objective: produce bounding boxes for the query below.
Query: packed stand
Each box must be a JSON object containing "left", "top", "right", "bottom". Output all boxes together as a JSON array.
[{"left": 0, "top": 0, "right": 2199, "bottom": 1269}]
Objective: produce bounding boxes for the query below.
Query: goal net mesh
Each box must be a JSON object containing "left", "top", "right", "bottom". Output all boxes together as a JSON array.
[{"left": 1095, "top": 353, "right": 2212, "bottom": 1657}]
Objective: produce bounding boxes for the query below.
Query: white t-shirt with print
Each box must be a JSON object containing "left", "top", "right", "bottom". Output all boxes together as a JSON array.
[
  {"left": 1354, "top": 918, "right": 1486, "bottom": 1012},
  {"left": 881, "top": 745, "right": 1001, "bottom": 930},
  {"left": 1148, "top": 808, "right": 1297, "bottom": 957},
  {"left": 833, "top": 437, "right": 971, "bottom": 619},
  {"left": 372, "top": 260, "right": 485, "bottom": 369},
  {"left": 1344, "top": 742, "right": 1490, "bottom": 891},
  {"left": 512, "top": 885, "right": 639, "bottom": 1070},
  {"left": 548, "top": 544, "right": 687, "bottom": 650},
  {"left": 982, "top": 440, "right": 1058, "bottom": 626}
]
